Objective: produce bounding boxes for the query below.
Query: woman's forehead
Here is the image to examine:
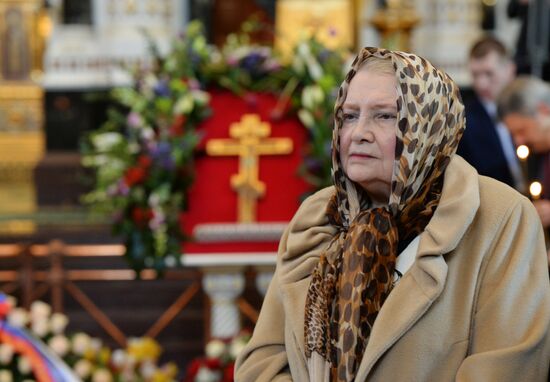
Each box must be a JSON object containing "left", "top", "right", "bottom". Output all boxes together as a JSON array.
[{"left": 344, "top": 70, "right": 398, "bottom": 106}]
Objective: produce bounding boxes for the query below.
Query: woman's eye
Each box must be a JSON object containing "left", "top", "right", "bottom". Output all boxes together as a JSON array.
[
  {"left": 342, "top": 113, "right": 357, "bottom": 121},
  {"left": 378, "top": 113, "right": 397, "bottom": 120}
]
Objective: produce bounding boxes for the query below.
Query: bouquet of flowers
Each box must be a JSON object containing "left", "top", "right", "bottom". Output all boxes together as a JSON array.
[
  {"left": 0, "top": 294, "right": 178, "bottom": 382},
  {"left": 183, "top": 332, "right": 250, "bottom": 382},
  {"left": 81, "top": 22, "right": 211, "bottom": 274},
  {"left": 82, "top": 20, "right": 349, "bottom": 273},
  {"left": 290, "top": 36, "right": 348, "bottom": 191}
]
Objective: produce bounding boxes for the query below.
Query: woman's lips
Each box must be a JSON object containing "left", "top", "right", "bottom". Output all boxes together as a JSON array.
[{"left": 349, "top": 153, "right": 374, "bottom": 159}]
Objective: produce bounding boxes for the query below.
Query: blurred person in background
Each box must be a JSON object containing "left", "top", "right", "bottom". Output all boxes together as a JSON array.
[
  {"left": 458, "top": 36, "right": 524, "bottom": 191},
  {"left": 498, "top": 74, "right": 550, "bottom": 267}
]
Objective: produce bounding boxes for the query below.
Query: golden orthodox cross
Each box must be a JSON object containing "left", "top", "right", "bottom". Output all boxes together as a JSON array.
[{"left": 206, "top": 114, "right": 293, "bottom": 223}]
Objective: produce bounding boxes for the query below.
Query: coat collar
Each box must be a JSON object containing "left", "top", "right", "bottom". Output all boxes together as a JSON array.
[{"left": 279, "top": 155, "right": 480, "bottom": 379}]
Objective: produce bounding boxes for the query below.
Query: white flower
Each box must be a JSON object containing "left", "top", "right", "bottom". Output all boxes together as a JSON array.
[
  {"left": 111, "top": 349, "right": 127, "bottom": 368},
  {"left": 30, "top": 300, "right": 51, "bottom": 319},
  {"left": 292, "top": 56, "right": 305, "bottom": 75},
  {"left": 306, "top": 57, "right": 323, "bottom": 81},
  {"left": 73, "top": 359, "right": 93, "bottom": 379},
  {"left": 50, "top": 312, "right": 69, "bottom": 334},
  {"left": 141, "top": 127, "right": 155, "bottom": 141},
  {"left": 0, "top": 344, "right": 14, "bottom": 364},
  {"left": 128, "top": 142, "right": 140, "bottom": 154},
  {"left": 92, "top": 368, "right": 113, "bottom": 382},
  {"left": 139, "top": 361, "right": 156, "bottom": 379},
  {"left": 229, "top": 338, "right": 247, "bottom": 359},
  {"left": 72, "top": 332, "right": 91, "bottom": 355},
  {"left": 301, "top": 85, "right": 325, "bottom": 110},
  {"left": 164, "top": 255, "right": 177, "bottom": 267},
  {"left": 125, "top": 353, "right": 136, "bottom": 368},
  {"left": 298, "top": 109, "right": 315, "bottom": 129},
  {"left": 7, "top": 308, "right": 28, "bottom": 328},
  {"left": 31, "top": 318, "right": 50, "bottom": 338},
  {"left": 91, "top": 132, "right": 123, "bottom": 152},
  {"left": 90, "top": 338, "right": 102, "bottom": 352},
  {"left": 205, "top": 339, "right": 226, "bottom": 359},
  {"left": 48, "top": 335, "right": 70, "bottom": 357},
  {"left": 18, "top": 356, "right": 32, "bottom": 374},
  {"left": 195, "top": 366, "right": 221, "bottom": 382},
  {"left": 297, "top": 42, "right": 311, "bottom": 58},
  {"left": 0, "top": 370, "right": 13, "bottom": 382},
  {"left": 191, "top": 89, "right": 210, "bottom": 105},
  {"left": 174, "top": 94, "right": 194, "bottom": 114}
]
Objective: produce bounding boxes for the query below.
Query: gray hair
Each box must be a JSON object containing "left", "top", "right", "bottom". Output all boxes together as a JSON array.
[{"left": 497, "top": 75, "right": 550, "bottom": 118}]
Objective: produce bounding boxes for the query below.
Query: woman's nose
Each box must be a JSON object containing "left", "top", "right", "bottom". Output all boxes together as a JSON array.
[{"left": 351, "top": 118, "right": 374, "bottom": 142}]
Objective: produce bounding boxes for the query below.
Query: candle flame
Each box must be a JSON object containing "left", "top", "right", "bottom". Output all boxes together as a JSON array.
[
  {"left": 517, "top": 145, "right": 529, "bottom": 160},
  {"left": 530, "top": 181, "right": 542, "bottom": 198}
]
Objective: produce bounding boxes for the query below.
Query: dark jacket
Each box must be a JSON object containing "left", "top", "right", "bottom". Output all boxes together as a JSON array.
[{"left": 457, "top": 95, "right": 515, "bottom": 187}]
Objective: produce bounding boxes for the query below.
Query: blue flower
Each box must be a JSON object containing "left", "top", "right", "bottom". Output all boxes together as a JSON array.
[
  {"left": 241, "top": 52, "right": 265, "bottom": 71},
  {"left": 153, "top": 79, "right": 171, "bottom": 97}
]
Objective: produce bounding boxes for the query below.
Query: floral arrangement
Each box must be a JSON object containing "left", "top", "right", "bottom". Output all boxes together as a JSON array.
[
  {"left": 81, "top": 20, "right": 350, "bottom": 273},
  {"left": 183, "top": 332, "right": 250, "bottom": 382},
  {"left": 81, "top": 22, "right": 212, "bottom": 273},
  {"left": 288, "top": 36, "right": 347, "bottom": 190},
  {"left": 0, "top": 294, "right": 178, "bottom": 382}
]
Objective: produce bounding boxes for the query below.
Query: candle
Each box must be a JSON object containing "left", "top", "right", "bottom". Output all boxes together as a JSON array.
[
  {"left": 530, "top": 181, "right": 542, "bottom": 200},
  {"left": 517, "top": 145, "right": 529, "bottom": 160}
]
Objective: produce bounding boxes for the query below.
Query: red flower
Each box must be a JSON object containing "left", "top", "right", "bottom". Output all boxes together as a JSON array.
[
  {"left": 138, "top": 155, "right": 152, "bottom": 169},
  {"left": 182, "top": 359, "right": 202, "bottom": 382},
  {"left": 169, "top": 115, "right": 186, "bottom": 137},
  {"left": 205, "top": 358, "right": 221, "bottom": 369},
  {"left": 131, "top": 207, "right": 153, "bottom": 226},
  {"left": 124, "top": 167, "right": 146, "bottom": 186},
  {"left": 223, "top": 362, "right": 235, "bottom": 382}
]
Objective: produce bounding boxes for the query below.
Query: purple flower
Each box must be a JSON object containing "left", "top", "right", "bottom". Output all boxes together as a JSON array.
[
  {"left": 154, "top": 79, "right": 171, "bottom": 97},
  {"left": 226, "top": 56, "right": 239, "bottom": 67},
  {"left": 305, "top": 157, "right": 322, "bottom": 173},
  {"left": 151, "top": 141, "right": 175, "bottom": 170},
  {"left": 241, "top": 52, "right": 265, "bottom": 71},
  {"left": 118, "top": 180, "right": 130, "bottom": 196},
  {"left": 127, "top": 112, "right": 142, "bottom": 128},
  {"left": 328, "top": 26, "right": 338, "bottom": 37},
  {"left": 188, "top": 78, "right": 201, "bottom": 90},
  {"left": 318, "top": 50, "right": 331, "bottom": 63}
]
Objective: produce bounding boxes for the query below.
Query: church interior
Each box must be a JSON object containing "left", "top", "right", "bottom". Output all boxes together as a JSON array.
[{"left": 0, "top": 0, "right": 547, "bottom": 381}]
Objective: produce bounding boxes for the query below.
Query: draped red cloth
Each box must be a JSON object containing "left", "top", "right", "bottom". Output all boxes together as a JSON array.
[{"left": 181, "top": 90, "right": 310, "bottom": 253}]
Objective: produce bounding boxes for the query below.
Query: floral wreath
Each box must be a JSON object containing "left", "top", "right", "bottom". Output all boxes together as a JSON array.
[{"left": 81, "top": 20, "right": 349, "bottom": 273}]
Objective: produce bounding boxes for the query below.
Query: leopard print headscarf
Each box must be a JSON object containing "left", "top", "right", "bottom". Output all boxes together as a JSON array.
[{"left": 304, "top": 47, "right": 465, "bottom": 381}]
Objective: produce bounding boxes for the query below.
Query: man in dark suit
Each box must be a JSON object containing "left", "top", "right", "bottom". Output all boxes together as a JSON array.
[
  {"left": 458, "top": 36, "right": 524, "bottom": 190},
  {"left": 498, "top": 75, "right": 550, "bottom": 268}
]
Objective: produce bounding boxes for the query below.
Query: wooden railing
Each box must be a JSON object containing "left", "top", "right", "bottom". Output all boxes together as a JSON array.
[{"left": 0, "top": 242, "right": 208, "bottom": 348}]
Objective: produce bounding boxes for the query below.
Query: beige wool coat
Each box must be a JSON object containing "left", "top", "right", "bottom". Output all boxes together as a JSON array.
[{"left": 235, "top": 156, "right": 550, "bottom": 381}]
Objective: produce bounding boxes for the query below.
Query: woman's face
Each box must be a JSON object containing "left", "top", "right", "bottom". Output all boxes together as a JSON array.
[{"left": 339, "top": 68, "right": 397, "bottom": 205}]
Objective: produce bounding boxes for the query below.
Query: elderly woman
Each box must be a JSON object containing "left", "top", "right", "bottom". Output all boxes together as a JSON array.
[{"left": 235, "top": 48, "right": 550, "bottom": 381}]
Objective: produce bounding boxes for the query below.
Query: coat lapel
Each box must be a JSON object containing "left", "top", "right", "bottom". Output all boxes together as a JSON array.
[
  {"left": 280, "top": 278, "right": 310, "bottom": 358},
  {"left": 355, "top": 249, "right": 448, "bottom": 380},
  {"left": 355, "top": 156, "right": 480, "bottom": 380}
]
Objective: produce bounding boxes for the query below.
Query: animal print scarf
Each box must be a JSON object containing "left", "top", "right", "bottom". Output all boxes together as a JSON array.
[{"left": 304, "top": 47, "right": 465, "bottom": 381}]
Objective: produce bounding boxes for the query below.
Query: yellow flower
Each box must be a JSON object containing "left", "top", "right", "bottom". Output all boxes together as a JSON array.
[
  {"left": 127, "top": 337, "right": 161, "bottom": 362},
  {"left": 99, "top": 347, "right": 112, "bottom": 365}
]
